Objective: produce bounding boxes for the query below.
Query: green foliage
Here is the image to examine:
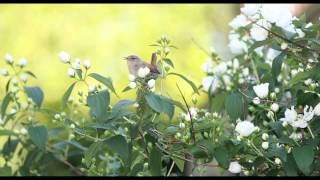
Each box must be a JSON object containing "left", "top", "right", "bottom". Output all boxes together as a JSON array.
[
  {"left": 144, "top": 93, "right": 175, "bottom": 119},
  {"left": 24, "top": 86, "right": 44, "bottom": 108},
  {"left": 28, "top": 126, "right": 48, "bottom": 150}
]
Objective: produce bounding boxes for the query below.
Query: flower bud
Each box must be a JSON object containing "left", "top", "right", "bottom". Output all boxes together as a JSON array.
[
  {"left": 83, "top": 60, "right": 91, "bottom": 69},
  {"left": 270, "top": 103, "right": 279, "bottom": 112},
  {"left": 67, "top": 68, "right": 75, "bottom": 77},
  {"left": 4, "top": 53, "right": 14, "bottom": 65},
  {"left": 18, "top": 58, "right": 27, "bottom": 67},
  {"left": 270, "top": 92, "right": 276, "bottom": 100},
  {"left": 128, "top": 74, "right": 136, "bottom": 81},
  {"left": 262, "top": 142, "right": 269, "bottom": 149},
  {"left": 274, "top": 158, "right": 281, "bottom": 165},
  {"left": 147, "top": 79, "right": 156, "bottom": 88},
  {"left": 129, "top": 82, "right": 137, "bottom": 89},
  {"left": 1, "top": 69, "right": 9, "bottom": 76},
  {"left": 262, "top": 133, "right": 269, "bottom": 140},
  {"left": 58, "top": 51, "right": 70, "bottom": 63},
  {"left": 280, "top": 42, "right": 288, "bottom": 50},
  {"left": 267, "top": 111, "right": 274, "bottom": 120},
  {"left": 253, "top": 97, "right": 260, "bottom": 105}
]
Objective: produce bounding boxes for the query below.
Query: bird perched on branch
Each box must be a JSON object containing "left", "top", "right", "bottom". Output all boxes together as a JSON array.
[{"left": 123, "top": 53, "right": 160, "bottom": 77}]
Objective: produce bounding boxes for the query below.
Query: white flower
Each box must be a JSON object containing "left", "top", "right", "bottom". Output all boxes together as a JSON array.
[
  {"left": 228, "top": 161, "right": 241, "bottom": 174},
  {"left": 296, "top": 29, "right": 305, "bottom": 38},
  {"left": 179, "top": 122, "right": 185, "bottom": 129},
  {"left": 71, "top": 58, "right": 81, "bottom": 69},
  {"left": 280, "top": 106, "right": 297, "bottom": 124},
  {"left": 232, "top": 58, "right": 239, "bottom": 71},
  {"left": 1, "top": 69, "right": 8, "bottom": 76},
  {"left": 261, "top": 4, "right": 292, "bottom": 27},
  {"left": 58, "top": 51, "right": 70, "bottom": 63},
  {"left": 253, "top": 83, "right": 269, "bottom": 99},
  {"left": 4, "top": 53, "right": 14, "bottom": 64},
  {"left": 253, "top": 97, "right": 260, "bottom": 104},
  {"left": 200, "top": 58, "right": 213, "bottom": 73},
  {"left": 128, "top": 74, "right": 136, "bottom": 81},
  {"left": 228, "top": 38, "right": 247, "bottom": 55},
  {"left": 271, "top": 103, "right": 279, "bottom": 112},
  {"left": 250, "top": 20, "right": 270, "bottom": 41},
  {"left": 20, "top": 73, "right": 28, "bottom": 82},
  {"left": 289, "top": 132, "right": 302, "bottom": 140},
  {"left": 229, "top": 14, "right": 250, "bottom": 29},
  {"left": 262, "top": 133, "right": 269, "bottom": 140},
  {"left": 88, "top": 84, "right": 96, "bottom": 92},
  {"left": 240, "top": 4, "right": 261, "bottom": 16},
  {"left": 83, "top": 60, "right": 91, "bottom": 69},
  {"left": 275, "top": 158, "right": 281, "bottom": 165},
  {"left": 262, "top": 142, "right": 269, "bottom": 149},
  {"left": 202, "top": 76, "right": 220, "bottom": 94},
  {"left": 314, "top": 103, "right": 320, "bottom": 116},
  {"left": 137, "top": 67, "right": 150, "bottom": 78},
  {"left": 18, "top": 58, "right": 27, "bottom": 67},
  {"left": 305, "top": 22, "right": 313, "bottom": 28},
  {"left": 213, "top": 62, "right": 228, "bottom": 75},
  {"left": 281, "top": 43, "right": 288, "bottom": 50},
  {"left": 235, "top": 121, "right": 256, "bottom": 137},
  {"left": 133, "top": 103, "right": 139, "bottom": 108},
  {"left": 129, "top": 82, "right": 137, "bottom": 89},
  {"left": 67, "top": 68, "right": 75, "bottom": 77},
  {"left": 222, "top": 75, "right": 232, "bottom": 86},
  {"left": 242, "top": 68, "right": 249, "bottom": 77},
  {"left": 164, "top": 47, "right": 170, "bottom": 53},
  {"left": 147, "top": 79, "right": 156, "bottom": 88},
  {"left": 20, "top": 128, "right": 28, "bottom": 135},
  {"left": 302, "top": 105, "right": 314, "bottom": 122},
  {"left": 304, "top": 78, "right": 312, "bottom": 86}
]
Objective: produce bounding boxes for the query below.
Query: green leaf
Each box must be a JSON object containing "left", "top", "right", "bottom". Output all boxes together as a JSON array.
[
  {"left": 122, "top": 86, "right": 132, "bottom": 93},
  {"left": 292, "top": 145, "right": 314, "bottom": 175},
  {"left": 164, "top": 126, "right": 178, "bottom": 135},
  {"left": 214, "top": 146, "right": 230, "bottom": 169},
  {"left": 172, "top": 157, "right": 184, "bottom": 172},
  {"left": 2, "top": 139, "right": 19, "bottom": 157},
  {"left": 284, "top": 153, "right": 298, "bottom": 176},
  {"left": 112, "top": 100, "right": 135, "bottom": 111},
  {"left": 87, "top": 90, "right": 110, "bottom": 122},
  {"left": 144, "top": 93, "right": 174, "bottom": 119},
  {"left": 1, "top": 93, "right": 12, "bottom": 118},
  {"left": 61, "top": 82, "right": 77, "bottom": 109},
  {"left": 24, "top": 86, "right": 44, "bottom": 108},
  {"left": 0, "top": 129, "right": 18, "bottom": 137},
  {"left": 104, "top": 135, "right": 129, "bottom": 162},
  {"left": 163, "top": 58, "right": 174, "bottom": 68},
  {"left": 0, "top": 166, "right": 12, "bottom": 176},
  {"left": 28, "top": 126, "right": 48, "bottom": 150},
  {"left": 210, "top": 92, "right": 227, "bottom": 112},
  {"left": 149, "top": 146, "right": 162, "bottom": 176},
  {"left": 289, "top": 71, "right": 312, "bottom": 86},
  {"left": 89, "top": 73, "right": 118, "bottom": 96},
  {"left": 84, "top": 141, "right": 103, "bottom": 167},
  {"left": 168, "top": 72, "right": 199, "bottom": 94},
  {"left": 271, "top": 53, "right": 285, "bottom": 83},
  {"left": 23, "top": 71, "right": 37, "bottom": 79},
  {"left": 225, "top": 92, "right": 243, "bottom": 121},
  {"left": 75, "top": 69, "right": 82, "bottom": 80}
]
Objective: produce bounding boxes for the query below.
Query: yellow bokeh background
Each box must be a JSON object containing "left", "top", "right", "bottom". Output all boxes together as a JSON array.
[{"left": 0, "top": 4, "right": 237, "bottom": 109}]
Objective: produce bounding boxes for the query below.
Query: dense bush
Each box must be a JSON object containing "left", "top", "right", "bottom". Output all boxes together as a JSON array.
[{"left": 1, "top": 4, "right": 320, "bottom": 176}]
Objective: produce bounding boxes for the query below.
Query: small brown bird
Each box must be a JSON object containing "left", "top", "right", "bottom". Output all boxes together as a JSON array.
[{"left": 123, "top": 53, "right": 160, "bottom": 77}]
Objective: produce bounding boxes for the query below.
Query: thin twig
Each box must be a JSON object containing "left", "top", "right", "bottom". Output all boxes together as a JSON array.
[{"left": 176, "top": 83, "right": 196, "bottom": 144}]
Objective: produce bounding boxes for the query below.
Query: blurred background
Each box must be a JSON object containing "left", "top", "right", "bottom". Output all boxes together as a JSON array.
[{"left": 0, "top": 3, "right": 319, "bottom": 176}]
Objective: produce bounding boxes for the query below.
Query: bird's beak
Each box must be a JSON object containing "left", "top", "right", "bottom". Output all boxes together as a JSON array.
[{"left": 122, "top": 57, "right": 128, "bottom": 60}]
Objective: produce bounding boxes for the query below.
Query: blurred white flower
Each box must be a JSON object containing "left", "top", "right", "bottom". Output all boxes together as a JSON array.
[
  {"left": 83, "top": 60, "right": 91, "bottom": 69},
  {"left": 20, "top": 73, "right": 28, "bottom": 82},
  {"left": 271, "top": 103, "right": 279, "bottom": 112},
  {"left": 59, "top": 51, "right": 70, "bottom": 63},
  {"left": 304, "top": 78, "right": 312, "bottom": 86},
  {"left": 128, "top": 74, "right": 136, "bottom": 81},
  {"left": 296, "top": 29, "right": 305, "bottom": 38},
  {"left": 253, "top": 83, "right": 269, "bottom": 99},
  {"left": 164, "top": 47, "right": 170, "bottom": 53},
  {"left": 241, "top": 4, "right": 261, "bottom": 16},
  {"left": 202, "top": 76, "right": 220, "bottom": 94},
  {"left": 289, "top": 132, "right": 302, "bottom": 140},
  {"left": 179, "top": 122, "right": 185, "bottom": 129},
  {"left": 228, "top": 161, "right": 242, "bottom": 174},
  {"left": 133, "top": 103, "right": 139, "bottom": 108},
  {"left": 20, "top": 128, "right": 28, "bottom": 135},
  {"left": 242, "top": 68, "right": 249, "bottom": 77},
  {"left": 275, "top": 158, "right": 281, "bottom": 165},
  {"left": 129, "top": 82, "right": 137, "bottom": 89},
  {"left": 253, "top": 97, "right": 260, "bottom": 104},
  {"left": 229, "top": 14, "right": 250, "bottom": 29},
  {"left": 200, "top": 58, "right": 213, "bottom": 73},
  {"left": 280, "top": 106, "right": 297, "bottom": 124},
  {"left": 67, "top": 68, "right": 75, "bottom": 77},
  {"left": 302, "top": 105, "right": 314, "bottom": 122},
  {"left": 88, "top": 84, "right": 96, "bottom": 93},
  {"left": 314, "top": 103, "right": 320, "bottom": 116},
  {"left": 213, "top": 62, "right": 228, "bottom": 75},
  {"left": 235, "top": 121, "right": 256, "bottom": 137},
  {"left": 250, "top": 19, "right": 270, "bottom": 41},
  {"left": 72, "top": 58, "right": 81, "bottom": 69},
  {"left": 222, "top": 75, "right": 232, "bottom": 86},
  {"left": 147, "top": 79, "right": 156, "bottom": 88},
  {"left": 4, "top": 53, "right": 14, "bottom": 64},
  {"left": 261, "top": 4, "right": 292, "bottom": 28},
  {"left": 262, "top": 142, "right": 269, "bottom": 149},
  {"left": 137, "top": 67, "right": 150, "bottom": 78},
  {"left": 1, "top": 69, "right": 9, "bottom": 76},
  {"left": 18, "top": 58, "right": 27, "bottom": 67},
  {"left": 305, "top": 22, "right": 313, "bottom": 28},
  {"left": 262, "top": 133, "right": 269, "bottom": 140},
  {"left": 228, "top": 38, "right": 248, "bottom": 55},
  {"left": 232, "top": 58, "right": 239, "bottom": 71},
  {"left": 281, "top": 43, "right": 288, "bottom": 50}
]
